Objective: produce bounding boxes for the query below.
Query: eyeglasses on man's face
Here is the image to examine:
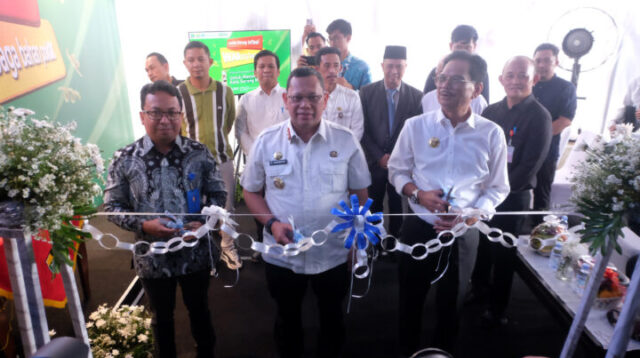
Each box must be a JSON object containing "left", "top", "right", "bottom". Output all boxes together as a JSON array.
[
  {"left": 287, "top": 94, "right": 324, "bottom": 104},
  {"left": 143, "top": 110, "right": 182, "bottom": 121},
  {"left": 434, "top": 74, "right": 474, "bottom": 87}
]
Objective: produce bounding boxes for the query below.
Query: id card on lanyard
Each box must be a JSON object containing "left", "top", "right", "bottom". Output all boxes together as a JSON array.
[{"left": 507, "top": 127, "right": 516, "bottom": 163}]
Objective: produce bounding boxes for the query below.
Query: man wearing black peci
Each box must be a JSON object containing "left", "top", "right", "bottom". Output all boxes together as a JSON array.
[{"left": 359, "top": 45, "right": 422, "bottom": 238}]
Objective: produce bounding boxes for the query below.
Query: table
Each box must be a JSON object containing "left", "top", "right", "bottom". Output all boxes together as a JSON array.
[{"left": 516, "top": 236, "right": 640, "bottom": 356}]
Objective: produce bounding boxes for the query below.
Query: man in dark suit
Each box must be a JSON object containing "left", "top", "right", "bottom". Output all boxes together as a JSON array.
[{"left": 360, "top": 45, "right": 423, "bottom": 237}]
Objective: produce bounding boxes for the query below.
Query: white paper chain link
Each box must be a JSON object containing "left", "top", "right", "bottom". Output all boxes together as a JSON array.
[
  {"left": 81, "top": 205, "right": 233, "bottom": 256},
  {"left": 380, "top": 209, "right": 519, "bottom": 260}
]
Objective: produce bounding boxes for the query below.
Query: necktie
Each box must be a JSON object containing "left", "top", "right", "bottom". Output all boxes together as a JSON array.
[{"left": 387, "top": 89, "right": 397, "bottom": 133}]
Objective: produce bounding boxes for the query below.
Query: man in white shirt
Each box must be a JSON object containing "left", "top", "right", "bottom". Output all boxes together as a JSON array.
[
  {"left": 241, "top": 67, "right": 371, "bottom": 358},
  {"left": 315, "top": 46, "right": 364, "bottom": 140},
  {"left": 235, "top": 50, "right": 289, "bottom": 243},
  {"left": 388, "top": 51, "right": 509, "bottom": 355},
  {"left": 235, "top": 50, "right": 288, "bottom": 157}
]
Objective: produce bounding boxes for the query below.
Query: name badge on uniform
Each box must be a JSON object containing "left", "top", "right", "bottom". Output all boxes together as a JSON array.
[
  {"left": 507, "top": 145, "right": 515, "bottom": 163},
  {"left": 269, "top": 159, "right": 288, "bottom": 166},
  {"left": 187, "top": 188, "right": 201, "bottom": 213}
]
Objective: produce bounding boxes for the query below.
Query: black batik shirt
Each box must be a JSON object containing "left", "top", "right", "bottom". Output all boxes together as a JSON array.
[{"left": 104, "top": 135, "right": 226, "bottom": 278}]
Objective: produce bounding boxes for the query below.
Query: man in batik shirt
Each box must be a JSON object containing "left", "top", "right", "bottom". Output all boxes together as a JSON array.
[{"left": 104, "top": 80, "right": 226, "bottom": 358}]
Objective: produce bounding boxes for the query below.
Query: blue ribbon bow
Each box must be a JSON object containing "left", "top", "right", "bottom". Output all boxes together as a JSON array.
[{"left": 330, "top": 194, "right": 383, "bottom": 250}]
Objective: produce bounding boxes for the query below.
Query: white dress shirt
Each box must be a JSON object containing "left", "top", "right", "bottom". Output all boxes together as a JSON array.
[
  {"left": 421, "top": 89, "right": 488, "bottom": 115},
  {"left": 235, "top": 84, "right": 288, "bottom": 156},
  {"left": 388, "top": 110, "right": 510, "bottom": 225},
  {"left": 324, "top": 84, "right": 365, "bottom": 140},
  {"left": 241, "top": 119, "right": 371, "bottom": 274}
]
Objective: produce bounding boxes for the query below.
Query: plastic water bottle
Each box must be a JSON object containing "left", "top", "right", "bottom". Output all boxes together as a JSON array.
[
  {"left": 549, "top": 242, "right": 563, "bottom": 271},
  {"left": 573, "top": 262, "right": 592, "bottom": 296}
]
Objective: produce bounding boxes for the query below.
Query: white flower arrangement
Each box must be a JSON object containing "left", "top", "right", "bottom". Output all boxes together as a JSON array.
[
  {"left": 0, "top": 106, "right": 104, "bottom": 272},
  {"left": 86, "top": 304, "right": 153, "bottom": 358},
  {"left": 570, "top": 123, "right": 640, "bottom": 253}
]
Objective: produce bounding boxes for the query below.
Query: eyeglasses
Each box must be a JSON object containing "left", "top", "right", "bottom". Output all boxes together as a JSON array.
[
  {"left": 287, "top": 94, "right": 324, "bottom": 104},
  {"left": 143, "top": 110, "right": 182, "bottom": 121},
  {"left": 434, "top": 74, "right": 474, "bottom": 87}
]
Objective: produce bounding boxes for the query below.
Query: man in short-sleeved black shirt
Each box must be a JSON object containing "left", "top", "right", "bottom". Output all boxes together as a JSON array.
[{"left": 531, "top": 43, "right": 577, "bottom": 218}]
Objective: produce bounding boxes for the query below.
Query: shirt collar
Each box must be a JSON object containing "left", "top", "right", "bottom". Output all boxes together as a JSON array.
[
  {"left": 383, "top": 81, "right": 402, "bottom": 92},
  {"left": 437, "top": 108, "right": 476, "bottom": 129},
  {"left": 184, "top": 76, "right": 216, "bottom": 94},
  {"left": 285, "top": 119, "right": 327, "bottom": 143},
  {"left": 341, "top": 53, "right": 353, "bottom": 65},
  {"left": 141, "top": 135, "right": 184, "bottom": 156},
  {"left": 259, "top": 83, "right": 281, "bottom": 96},
  {"left": 501, "top": 93, "right": 535, "bottom": 112}
]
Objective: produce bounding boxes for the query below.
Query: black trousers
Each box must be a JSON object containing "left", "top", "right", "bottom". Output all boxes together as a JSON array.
[
  {"left": 369, "top": 165, "right": 403, "bottom": 237},
  {"left": 471, "top": 190, "right": 531, "bottom": 316},
  {"left": 398, "top": 216, "right": 459, "bottom": 355},
  {"left": 533, "top": 155, "right": 557, "bottom": 215},
  {"left": 265, "top": 262, "right": 349, "bottom": 358},
  {"left": 140, "top": 270, "right": 215, "bottom": 358}
]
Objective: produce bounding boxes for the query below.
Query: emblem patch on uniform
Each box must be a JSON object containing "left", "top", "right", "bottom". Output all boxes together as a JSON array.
[
  {"left": 330, "top": 151, "right": 338, "bottom": 158},
  {"left": 273, "top": 151, "right": 283, "bottom": 160},
  {"left": 429, "top": 137, "right": 440, "bottom": 148},
  {"left": 274, "top": 177, "right": 285, "bottom": 189}
]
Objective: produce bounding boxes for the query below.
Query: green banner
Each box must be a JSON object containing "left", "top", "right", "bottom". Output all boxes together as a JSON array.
[
  {"left": 188, "top": 30, "right": 291, "bottom": 94},
  {"left": 0, "top": 0, "right": 133, "bottom": 164}
]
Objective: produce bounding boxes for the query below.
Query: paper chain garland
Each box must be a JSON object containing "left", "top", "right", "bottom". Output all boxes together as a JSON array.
[
  {"left": 83, "top": 203, "right": 522, "bottom": 256},
  {"left": 82, "top": 199, "right": 526, "bottom": 274}
]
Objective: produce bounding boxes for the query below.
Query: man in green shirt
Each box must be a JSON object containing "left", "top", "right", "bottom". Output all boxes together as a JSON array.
[{"left": 178, "top": 40, "right": 241, "bottom": 270}]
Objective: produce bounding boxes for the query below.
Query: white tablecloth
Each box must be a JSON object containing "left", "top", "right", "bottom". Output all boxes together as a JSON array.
[{"left": 518, "top": 236, "right": 640, "bottom": 351}]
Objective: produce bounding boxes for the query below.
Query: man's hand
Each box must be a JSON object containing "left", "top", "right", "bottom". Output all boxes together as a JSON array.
[
  {"left": 142, "top": 218, "right": 178, "bottom": 238},
  {"left": 433, "top": 215, "right": 460, "bottom": 233},
  {"left": 336, "top": 77, "right": 353, "bottom": 89},
  {"left": 271, "top": 221, "right": 294, "bottom": 245},
  {"left": 378, "top": 154, "right": 390, "bottom": 169},
  {"left": 302, "top": 23, "right": 316, "bottom": 49},
  {"left": 417, "top": 189, "right": 449, "bottom": 213},
  {"left": 297, "top": 56, "right": 309, "bottom": 68}
]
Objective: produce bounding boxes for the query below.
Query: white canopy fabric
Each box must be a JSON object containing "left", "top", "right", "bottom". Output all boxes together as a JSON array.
[{"left": 115, "top": 0, "right": 640, "bottom": 140}]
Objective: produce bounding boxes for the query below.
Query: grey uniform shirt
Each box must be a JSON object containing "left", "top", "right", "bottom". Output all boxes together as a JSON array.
[{"left": 241, "top": 119, "right": 371, "bottom": 274}]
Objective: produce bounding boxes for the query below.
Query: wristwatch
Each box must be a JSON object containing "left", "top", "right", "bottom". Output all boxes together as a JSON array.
[
  {"left": 265, "top": 217, "right": 280, "bottom": 235},
  {"left": 410, "top": 188, "right": 420, "bottom": 204}
]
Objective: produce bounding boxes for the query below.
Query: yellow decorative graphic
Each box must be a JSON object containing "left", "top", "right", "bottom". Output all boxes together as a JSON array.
[
  {"left": 0, "top": 19, "right": 66, "bottom": 104},
  {"left": 219, "top": 47, "right": 259, "bottom": 69}
]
